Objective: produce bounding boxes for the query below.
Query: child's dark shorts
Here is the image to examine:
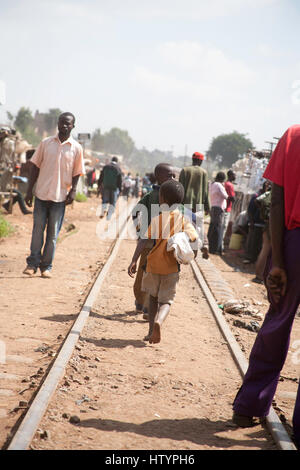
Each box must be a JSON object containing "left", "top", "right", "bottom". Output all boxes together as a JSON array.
[{"left": 141, "top": 271, "right": 179, "bottom": 304}]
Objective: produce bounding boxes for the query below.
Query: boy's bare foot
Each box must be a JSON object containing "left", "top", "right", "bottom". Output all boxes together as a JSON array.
[{"left": 149, "top": 322, "right": 161, "bottom": 344}]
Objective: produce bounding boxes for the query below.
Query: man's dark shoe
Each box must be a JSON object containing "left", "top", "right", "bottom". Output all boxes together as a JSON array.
[{"left": 232, "top": 412, "right": 257, "bottom": 427}]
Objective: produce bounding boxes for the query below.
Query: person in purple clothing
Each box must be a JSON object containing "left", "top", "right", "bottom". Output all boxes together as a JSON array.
[{"left": 232, "top": 124, "right": 300, "bottom": 449}]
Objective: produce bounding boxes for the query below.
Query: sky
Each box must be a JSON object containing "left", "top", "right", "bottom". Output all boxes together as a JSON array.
[{"left": 0, "top": 0, "right": 300, "bottom": 157}]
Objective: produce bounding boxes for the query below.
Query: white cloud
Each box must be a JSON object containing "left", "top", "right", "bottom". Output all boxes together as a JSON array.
[
  {"left": 158, "top": 41, "right": 255, "bottom": 85},
  {"left": 257, "top": 43, "right": 282, "bottom": 59},
  {"left": 132, "top": 66, "right": 223, "bottom": 102},
  {"left": 132, "top": 41, "right": 256, "bottom": 106}
]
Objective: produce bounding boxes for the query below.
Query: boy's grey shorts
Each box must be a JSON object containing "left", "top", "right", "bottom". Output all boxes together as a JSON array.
[{"left": 141, "top": 271, "right": 179, "bottom": 304}]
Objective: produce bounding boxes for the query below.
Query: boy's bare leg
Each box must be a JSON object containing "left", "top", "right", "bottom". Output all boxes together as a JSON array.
[
  {"left": 144, "top": 295, "right": 158, "bottom": 341},
  {"left": 149, "top": 303, "right": 171, "bottom": 344}
]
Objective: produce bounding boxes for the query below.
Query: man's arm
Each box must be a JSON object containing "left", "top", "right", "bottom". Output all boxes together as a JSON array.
[
  {"left": 178, "top": 169, "right": 185, "bottom": 188},
  {"left": 117, "top": 171, "right": 122, "bottom": 192},
  {"left": 97, "top": 168, "right": 104, "bottom": 195},
  {"left": 266, "top": 183, "right": 287, "bottom": 302},
  {"left": 218, "top": 182, "right": 229, "bottom": 200},
  {"left": 226, "top": 183, "right": 235, "bottom": 204},
  {"left": 25, "top": 162, "right": 40, "bottom": 207},
  {"left": 65, "top": 174, "right": 80, "bottom": 205},
  {"left": 203, "top": 174, "right": 210, "bottom": 215}
]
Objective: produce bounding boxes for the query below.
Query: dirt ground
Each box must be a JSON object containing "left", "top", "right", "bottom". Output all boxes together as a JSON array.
[
  {"left": 30, "top": 241, "right": 276, "bottom": 450},
  {"left": 0, "top": 196, "right": 297, "bottom": 450}
]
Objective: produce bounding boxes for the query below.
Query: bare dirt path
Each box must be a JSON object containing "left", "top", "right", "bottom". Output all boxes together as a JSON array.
[{"left": 29, "top": 237, "right": 276, "bottom": 450}]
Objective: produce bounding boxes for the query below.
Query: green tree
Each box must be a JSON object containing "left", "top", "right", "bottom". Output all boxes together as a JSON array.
[
  {"left": 14, "top": 107, "right": 34, "bottom": 134},
  {"left": 6, "top": 111, "right": 14, "bottom": 125},
  {"left": 102, "top": 127, "right": 135, "bottom": 158},
  {"left": 21, "top": 127, "right": 41, "bottom": 147},
  {"left": 207, "top": 131, "right": 254, "bottom": 168},
  {"left": 44, "top": 108, "right": 62, "bottom": 134},
  {"left": 13, "top": 107, "right": 40, "bottom": 146},
  {"left": 126, "top": 147, "right": 180, "bottom": 174},
  {"left": 91, "top": 128, "right": 104, "bottom": 151}
]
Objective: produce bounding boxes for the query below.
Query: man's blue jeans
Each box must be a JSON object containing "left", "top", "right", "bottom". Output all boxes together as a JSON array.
[{"left": 26, "top": 197, "right": 65, "bottom": 272}]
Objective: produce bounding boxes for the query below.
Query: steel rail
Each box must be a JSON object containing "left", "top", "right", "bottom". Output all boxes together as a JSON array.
[
  {"left": 7, "top": 200, "right": 136, "bottom": 450},
  {"left": 190, "top": 259, "right": 297, "bottom": 451}
]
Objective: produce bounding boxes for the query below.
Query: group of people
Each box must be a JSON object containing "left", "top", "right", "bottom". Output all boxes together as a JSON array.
[
  {"left": 205, "top": 166, "right": 273, "bottom": 290},
  {"left": 129, "top": 157, "right": 209, "bottom": 344},
  {"left": 127, "top": 153, "right": 238, "bottom": 345},
  {"left": 17, "top": 112, "right": 300, "bottom": 448},
  {"left": 235, "top": 180, "right": 272, "bottom": 284},
  {"left": 207, "top": 169, "right": 236, "bottom": 255},
  {"left": 122, "top": 172, "right": 140, "bottom": 199}
]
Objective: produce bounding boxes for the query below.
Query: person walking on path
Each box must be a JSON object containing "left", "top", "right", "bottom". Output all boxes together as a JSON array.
[
  {"left": 232, "top": 124, "right": 300, "bottom": 449},
  {"left": 223, "top": 170, "right": 236, "bottom": 249},
  {"left": 98, "top": 156, "right": 122, "bottom": 220},
  {"left": 23, "top": 112, "right": 85, "bottom": 278},
  {"left": 131, "top": 163, "right": 175, "bottom": 318},
  {"left": 179, "top": 152, "right": 210, "bottom": 215},
  {"left": 207, "top": 171, "right": 228, "bottom": 255},
  {"left": 128, "top": 179, "right": 198, "bottom": 344}
]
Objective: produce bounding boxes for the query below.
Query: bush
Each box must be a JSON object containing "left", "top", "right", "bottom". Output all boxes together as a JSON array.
[
  {"left": 0, "top": 215, "right": 14, "bottom": 238},
  {"left": 75, "top": 192, "right": 88, "bottom": 203}
]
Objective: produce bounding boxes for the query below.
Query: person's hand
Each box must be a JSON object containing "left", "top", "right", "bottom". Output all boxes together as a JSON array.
[
  {"left": 128, "top": 261, "right": 137, "bottom": 278},
  {"left": 65, "top": 189, "right": 76, "bottom": 205},
  {"left": 25, "top": 190, "right": 33, "bottom": 207},
  {"left": 266, "top": 267, "right": 287, "bottom": 303},
  {"left": 201, "top": 247, "right": 209, "bottom": 259}
]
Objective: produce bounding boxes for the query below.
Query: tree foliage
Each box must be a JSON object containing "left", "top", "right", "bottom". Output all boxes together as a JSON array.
[
  {"left": 44, "top": 108, "right": 62, "bottom": 134},
  {"left": 91, "top": 128, "right": 103, "bottom": 151},
  {"left": 13, "top": 107, "right": 40, "bottom": 146},
  {"left": 103, "top": 128, "right": 135, "bottom": 158},
  {"left": 127, "top": 147, "right": 185, "bottom": 174},
  {"left": 207, "top": 131, "right": 254, "bottom": 168},
  {"left": 14, "top": 107, "right": 34, "bottom": 133},
  {"left": 91, "top": 127, "right": 135, "bottom": 158}
]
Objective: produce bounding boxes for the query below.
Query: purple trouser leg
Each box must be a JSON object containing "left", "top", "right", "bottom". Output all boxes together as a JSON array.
[{"left": 233, "top": 228, "right": 300, "bottom": 446}]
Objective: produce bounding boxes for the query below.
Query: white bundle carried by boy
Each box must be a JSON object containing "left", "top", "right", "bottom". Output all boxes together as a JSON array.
[{"left": 167, "top": 232, "right": 195, "bottom": 265}]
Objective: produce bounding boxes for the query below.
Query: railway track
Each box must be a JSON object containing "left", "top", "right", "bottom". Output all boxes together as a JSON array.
[{"left": 2, "top": 203, "right": 297, "bottom": 451}]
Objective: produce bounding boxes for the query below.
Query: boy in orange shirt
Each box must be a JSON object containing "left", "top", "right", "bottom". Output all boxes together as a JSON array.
[{"left": 128, "top": 179, "right": 198, "bottom": 344}]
